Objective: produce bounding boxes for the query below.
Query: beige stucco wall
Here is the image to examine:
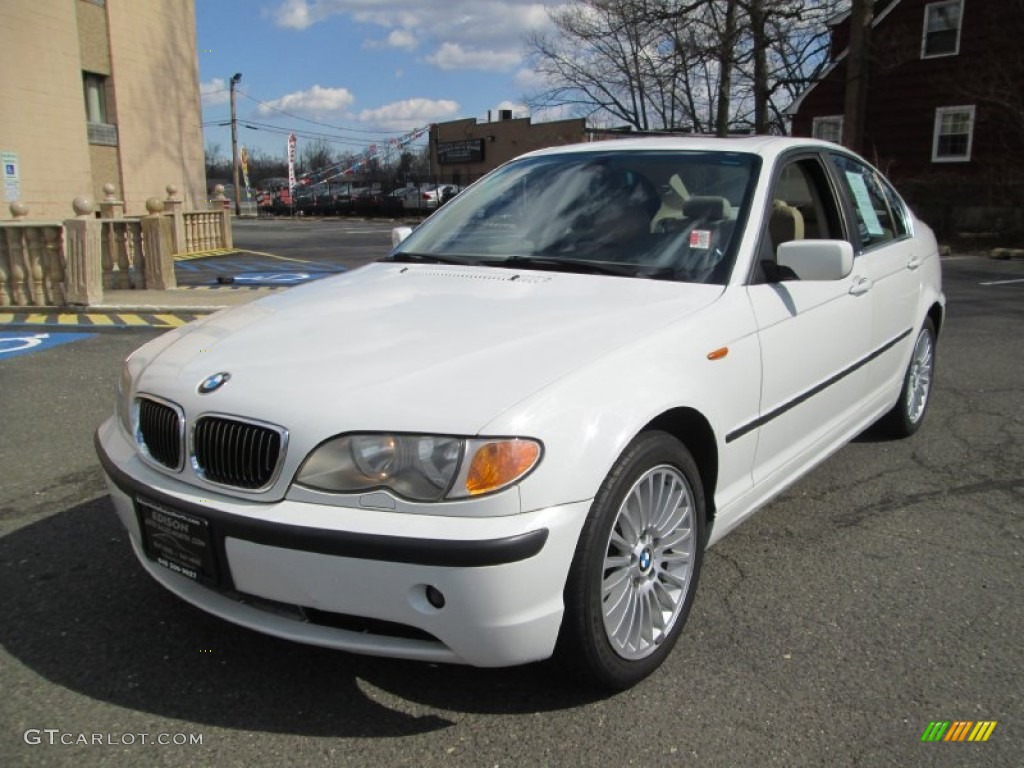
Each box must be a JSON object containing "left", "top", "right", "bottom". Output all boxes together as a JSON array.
[
  {"left": 77, "top": 0, "right": 112, "bottom": 76},
  {"left": 0, "top": 0, "right": 205, "bottom": 219},
  {"left": 0, "top": 1, "right": 95, "bottom": 219},
  {"left": 107, "top": 1, "right": 205, "bottom": 213}
]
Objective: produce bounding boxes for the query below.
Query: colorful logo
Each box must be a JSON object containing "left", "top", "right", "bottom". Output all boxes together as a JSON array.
[{"left": 921, "top": 721, "right": 997, "bottom": 742}]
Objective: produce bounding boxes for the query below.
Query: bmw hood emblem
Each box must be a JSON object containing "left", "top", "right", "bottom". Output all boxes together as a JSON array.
[{"left": 198, "top": 372, "right": 231, "bottom": 394}]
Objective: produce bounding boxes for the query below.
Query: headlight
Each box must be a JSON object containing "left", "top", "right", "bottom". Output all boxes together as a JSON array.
[{"left": 295, "top": 433, "right": 542, "bottom": 502}]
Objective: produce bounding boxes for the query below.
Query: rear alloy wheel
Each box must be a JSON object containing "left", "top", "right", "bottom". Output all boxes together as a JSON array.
[
  {"left": 557, "top": 431, "right": 705, "bottom": 689},
  {"left": 880, "top": 318, "right": 936, "bottom": 437}
]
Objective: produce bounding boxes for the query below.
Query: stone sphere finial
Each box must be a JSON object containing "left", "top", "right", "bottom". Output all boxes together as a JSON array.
[
  {"left": 73, "top": 197, "right": 95, "bottom": 216},
  {"left": 213, "top": 184, "right": 226, "bottom": 197},
  {"left": 166, "top": 184, "right": 179, "bottom": 197},
  {"left": 9, "top": 201, "right": 29, "bottom": 220},
  {"left": 103, "top": 183, "right": 117, "bottom": 200},
  {"left": 145, "top": 197, "right": 165, "bottom": 214}
]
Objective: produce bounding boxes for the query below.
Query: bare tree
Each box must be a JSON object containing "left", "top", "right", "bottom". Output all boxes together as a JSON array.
[
  {"left": 525, "top": 0, "right": 846, "bottom": 136},
  {"left": 204, "top": 141, "right": 229, "bottom": 181},
  {"left": 843, "top": 0, "right": 873, "bottom": 152},
  {"left": 299, "top": 138, "right": 335, "bottom": 175}
]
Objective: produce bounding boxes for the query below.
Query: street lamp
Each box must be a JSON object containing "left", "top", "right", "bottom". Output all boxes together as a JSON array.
[{"left": 230, "top": 72, "right": 242, "bottom": 216}]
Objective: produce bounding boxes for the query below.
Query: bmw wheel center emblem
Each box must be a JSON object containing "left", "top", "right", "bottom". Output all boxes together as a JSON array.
[{"left": 198, "top": 372, "right": 231, "bottom": 394}]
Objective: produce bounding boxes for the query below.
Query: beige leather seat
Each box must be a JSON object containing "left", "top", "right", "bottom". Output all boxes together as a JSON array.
[
  {"left": 650, "top": 174, "right": 690, "bottom": 232},
  {"left": 769, "top": 200, "right": 805, "bottom": 250}
]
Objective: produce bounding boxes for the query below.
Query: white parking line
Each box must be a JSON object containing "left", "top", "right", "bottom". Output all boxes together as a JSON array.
[{"left": 979, "top": 278, "right": 1024, "bottom": 286}]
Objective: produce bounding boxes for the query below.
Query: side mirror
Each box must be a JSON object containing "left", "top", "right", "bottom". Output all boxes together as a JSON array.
[
  {"left": 776, "top": 240, "right": 854, "bottom": 281},
  {"left": 391, "top": 226, "right": 413, "bottom": 247}
]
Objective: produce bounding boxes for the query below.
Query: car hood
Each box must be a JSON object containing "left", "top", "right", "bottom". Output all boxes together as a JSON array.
[{"left": 135, "top": 262, "right": 722, "bottom": 436}]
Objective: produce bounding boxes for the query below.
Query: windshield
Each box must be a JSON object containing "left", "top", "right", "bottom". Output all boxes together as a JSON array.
[{"left": 389, "top": 149, "right": 760, "bottom": 284}]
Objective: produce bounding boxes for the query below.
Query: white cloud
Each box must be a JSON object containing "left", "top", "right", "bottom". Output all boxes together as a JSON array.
[
  {"left": 387, "top": 29, "right": 417, "bottom": 49},
  {"left": 358, "top": 98, "right": 460, "bottom": 130},
  {"left": 201, "top": 78, "right": 230, "bottom": 106},
  {"left": 272, "top": 0, "right": 315, "bottom": 29},
  {"left": 426, "top": 42, "right": 521, "bottom": 72},
  {"left": 513, "top": 67, "right": 549, "bottom": 91},
  {"left": 257, "top": 85, "right": 356, "bottom": 115},
  {"left": 364, "top": 27, "right": 418, "bottom": 50},
  {"left": 528, "top": 104, "right": 578, "bottom": 123},
  {"left": 269, "top": 0, "right": 555, "bottom": 72}
]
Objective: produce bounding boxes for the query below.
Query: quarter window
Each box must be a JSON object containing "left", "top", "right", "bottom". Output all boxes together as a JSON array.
[
  {"left": 932, "top": 105, "right": 974, "bottom": 162},
  {"left": 922, "top": 1, "right": 962, "bottom": 58},
  {"left": 811, "top": 116, "right": 844, "bottom": 145}
]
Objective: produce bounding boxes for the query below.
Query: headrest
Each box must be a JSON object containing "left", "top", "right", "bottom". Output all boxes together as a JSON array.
[{"left": 683, "top": 196, "right": 731, "bottom": 220}]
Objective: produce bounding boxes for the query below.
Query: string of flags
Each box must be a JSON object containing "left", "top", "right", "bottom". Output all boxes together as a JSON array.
[{"left": 287, "top": 125, "right": 432, "bottom": 190}]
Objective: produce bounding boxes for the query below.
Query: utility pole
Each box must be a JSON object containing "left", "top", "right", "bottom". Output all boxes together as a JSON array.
[{"left": 230, "top": 72, "right": 242, "bottom": 216}]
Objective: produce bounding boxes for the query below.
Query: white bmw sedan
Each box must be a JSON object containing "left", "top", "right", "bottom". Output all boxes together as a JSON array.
[{"left": 96, "top": 137, "right": 944, "bottom": 689}]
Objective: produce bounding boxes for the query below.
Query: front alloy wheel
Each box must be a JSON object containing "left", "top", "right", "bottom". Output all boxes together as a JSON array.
[
  {"left": 557, "top": 431, "right": 705, "bottom": 690},
  {"left": 601, "top": 465, "right": 698, "bottom": 660}
]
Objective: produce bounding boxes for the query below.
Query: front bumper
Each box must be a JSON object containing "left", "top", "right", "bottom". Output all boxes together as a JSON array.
[{"left": 95, "top": 416, "right": 591, "bottom": 667}]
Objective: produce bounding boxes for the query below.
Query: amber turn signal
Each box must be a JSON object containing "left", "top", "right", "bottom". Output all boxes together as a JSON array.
[{"left": 465, "top": 440, "right": 541, "bottom": 495}]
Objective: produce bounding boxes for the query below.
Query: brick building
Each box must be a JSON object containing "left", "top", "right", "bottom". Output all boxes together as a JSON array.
[
  {"left": 789, "top": 0, "right": 1024, "bottom": 239},
  {"left": 430, "top": 112, "right": 590, "bottom": 187}
]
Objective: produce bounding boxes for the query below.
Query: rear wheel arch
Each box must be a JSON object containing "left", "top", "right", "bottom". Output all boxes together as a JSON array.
[{"left": 928, "top": 301, "right": 944, "bottom": 338}]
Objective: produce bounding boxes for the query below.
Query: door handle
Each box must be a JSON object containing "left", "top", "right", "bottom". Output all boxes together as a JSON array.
[
  {"left": 907, "top": 254, "right": 924, "bottom": 270},
  {"left": 849, "top": 276, "right": 873, "bottom": 296}
]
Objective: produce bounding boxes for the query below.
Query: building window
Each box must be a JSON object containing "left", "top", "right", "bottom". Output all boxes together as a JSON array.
[
  {"left": 83, "top": 73, "right": 108, "bottom": 123},
  {"left": 922, "top": 0, "right": 962, "bottom": 58},
  {"left": 932, "top": 105, "right": 974, "bottom": 162},
  {"left": 812, "top": 115, "right": 844, "bottom": 144},
  {"left": 83, "top": 72, "right": 118, "bottom": 146}
]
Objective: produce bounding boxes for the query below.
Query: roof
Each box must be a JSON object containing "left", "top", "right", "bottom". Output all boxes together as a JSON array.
[{"left": 521, "top": 134, "right": 842, "bottom": 161}]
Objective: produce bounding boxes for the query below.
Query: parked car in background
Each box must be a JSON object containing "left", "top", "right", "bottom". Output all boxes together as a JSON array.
[
  {"left": 352, "top": 187, "right": 385, "bottom": 216},
  {"left": 97, "top": 136, "right": 943, "bottom": 690},
  {"left": 401, "top": 184, "right": 460, "bottom": 211}
]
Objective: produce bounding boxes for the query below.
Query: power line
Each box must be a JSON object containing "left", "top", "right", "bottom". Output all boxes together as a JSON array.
[{"left": 237, "top": 89, "right": 407, "bottom": 138}]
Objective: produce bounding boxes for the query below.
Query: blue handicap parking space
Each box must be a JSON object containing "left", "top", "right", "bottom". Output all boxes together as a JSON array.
[
  {"left": 175, "top": 255, "right": 345, "bottom": 286},
  {"left": 0, "top": 332, "right": 97, "bottom": 360}
]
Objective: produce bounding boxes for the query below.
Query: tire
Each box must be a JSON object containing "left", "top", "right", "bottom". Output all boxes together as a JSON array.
[
  {"left": 879, "top": 318, "right": 936, "bottom": 438},
  {"left": 556, "top": 431, "right": 706, "bottom": 690}
]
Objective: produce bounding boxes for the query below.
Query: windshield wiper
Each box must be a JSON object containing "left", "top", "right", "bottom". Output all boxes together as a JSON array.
[
  {"left": 384, "top": 252, "right": 481, "bottom": 266},
  {"left": 491, "top": 255, "right": 637, "bottom": 277}
]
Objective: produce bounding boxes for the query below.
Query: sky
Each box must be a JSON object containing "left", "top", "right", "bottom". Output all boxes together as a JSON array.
[{"left": 196, "top": 0, "right": 562, "bottom": 163}]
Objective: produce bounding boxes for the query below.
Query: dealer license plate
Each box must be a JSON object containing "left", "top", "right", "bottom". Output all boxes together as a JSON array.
[{"left": 137, "top": 498, "right": 218, "bottom": 584}]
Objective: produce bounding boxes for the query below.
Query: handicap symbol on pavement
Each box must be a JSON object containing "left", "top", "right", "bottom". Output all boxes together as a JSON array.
[
  {"left": 228, "top": 272, "right": 314, "bottom": 285},
  {"left": 0, "top": 332, "right": 97, "bottom": 360}
]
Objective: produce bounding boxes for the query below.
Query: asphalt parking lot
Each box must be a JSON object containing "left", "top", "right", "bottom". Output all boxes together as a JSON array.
[{"left": 0, "top": 246, "right": 1020, "bottom": 767}]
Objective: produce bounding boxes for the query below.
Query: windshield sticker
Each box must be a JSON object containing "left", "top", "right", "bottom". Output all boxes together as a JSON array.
[
  {"left": 844, "top": 171, "right": 885, "bottom": 236},
  {"left": 690, "top": 229, "right": 712, "bottom": 249}
]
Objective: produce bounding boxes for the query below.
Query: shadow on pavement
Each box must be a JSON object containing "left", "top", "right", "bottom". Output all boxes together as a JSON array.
[{"left": 0, "top": 497, "right": 603, "bottom": 738}]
